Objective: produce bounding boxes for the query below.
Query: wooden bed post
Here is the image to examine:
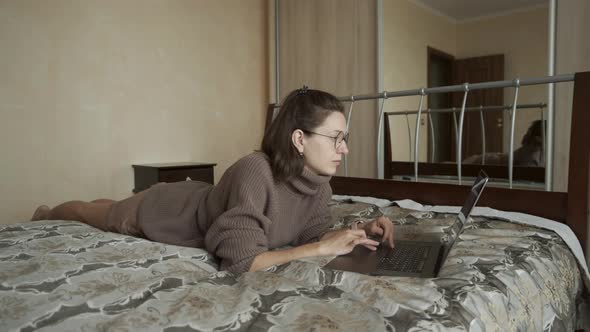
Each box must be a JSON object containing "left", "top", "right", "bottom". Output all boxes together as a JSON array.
[{"left": 567, "top": 71, "right": 590, "bottom": 253}]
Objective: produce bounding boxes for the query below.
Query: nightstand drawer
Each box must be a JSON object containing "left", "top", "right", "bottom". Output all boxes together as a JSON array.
[
  {"left": 132, "top": 162, "right": 216, "bottom": 193},
  {"left": 158, "top": 168, "right": 213, "bottom": 184}
]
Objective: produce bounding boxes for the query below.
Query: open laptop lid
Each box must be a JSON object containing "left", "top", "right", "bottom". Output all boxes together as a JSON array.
[{"left": 457, "top": 170, "right": 489, "bottom": 226}]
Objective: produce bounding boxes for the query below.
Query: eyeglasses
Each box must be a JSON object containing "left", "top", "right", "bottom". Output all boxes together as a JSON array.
[{"left": 302, "top": 130, "right": 349, "bottom": 149}]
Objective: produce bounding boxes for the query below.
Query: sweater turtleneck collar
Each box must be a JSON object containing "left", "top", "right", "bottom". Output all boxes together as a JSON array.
[{"left": 287, "top": 167, "right": 331, "bottom": 196}]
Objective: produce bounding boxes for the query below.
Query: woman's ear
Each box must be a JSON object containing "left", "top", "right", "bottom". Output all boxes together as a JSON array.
[{"left": 292, "top": 129, "right": 305, "bottom": 154}]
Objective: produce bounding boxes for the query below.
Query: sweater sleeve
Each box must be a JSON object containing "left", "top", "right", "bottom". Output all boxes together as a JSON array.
[
  {"left": 293, "top": 184, "right": 335, "bottom": 245},
  {"left": 204, "top": 156, "right": 273, "bottom": 274}
]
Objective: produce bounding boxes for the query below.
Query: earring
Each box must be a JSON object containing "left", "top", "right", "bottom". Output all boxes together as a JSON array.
[{"left": 299, "top": 151, "right": 304, "bottom": 157}]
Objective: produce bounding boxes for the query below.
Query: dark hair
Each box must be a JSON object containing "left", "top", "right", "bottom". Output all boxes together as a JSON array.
[
  {"left": 521, "top": 119, "right": 545, "bottom": 147},
  {"left": 261, "top": 87, "right": 344, "bottom": 182}
]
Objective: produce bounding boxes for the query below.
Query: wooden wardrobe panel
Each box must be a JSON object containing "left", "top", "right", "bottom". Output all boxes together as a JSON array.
[{"left": 278, "top": 0, "right": 377, "bottom": 178}]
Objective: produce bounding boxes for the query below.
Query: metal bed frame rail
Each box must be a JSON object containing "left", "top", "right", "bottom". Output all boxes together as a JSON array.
[
  {"left": 386, "top": 102, "right": 546, "bottom": 178},
  {"left": 270, "top": 73, "right": 574, "bottom": 190}
]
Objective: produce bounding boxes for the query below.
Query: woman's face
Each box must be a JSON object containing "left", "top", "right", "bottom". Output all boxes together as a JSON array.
[{"left": 301, "top": 111, "right": 349, "bottom": 176}]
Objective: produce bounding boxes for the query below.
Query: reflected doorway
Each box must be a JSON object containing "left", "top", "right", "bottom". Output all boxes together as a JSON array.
[
  {"left": 427, "top": 47, "right": 505, "bottom": 163},
  {"left": 427, "top": 47, "right": 453, "bottom": 162}
]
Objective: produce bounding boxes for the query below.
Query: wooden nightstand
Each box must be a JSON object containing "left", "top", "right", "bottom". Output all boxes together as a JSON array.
[{"left": 132, "top": 162, "right": 217, "bottom": 193}]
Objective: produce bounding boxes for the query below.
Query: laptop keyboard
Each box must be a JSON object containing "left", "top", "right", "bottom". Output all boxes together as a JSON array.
[{"left": 377, "top": 245, "right": 430, "bottom": 273}]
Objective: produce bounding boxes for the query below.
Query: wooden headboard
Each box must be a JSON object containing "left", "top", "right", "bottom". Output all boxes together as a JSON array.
[{"left": 266, "top": 71, "right": 590, "bottom": 251}]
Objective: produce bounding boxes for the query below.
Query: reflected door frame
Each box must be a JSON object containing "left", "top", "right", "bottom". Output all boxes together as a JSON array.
[
  {"left": 427, "top": 48, "right": 505, "bottom": 162},
  {"left": 427, "top": 47, "right": 454, "bottom": 162}
]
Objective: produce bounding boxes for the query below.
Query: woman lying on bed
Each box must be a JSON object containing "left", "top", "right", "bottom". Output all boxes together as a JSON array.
[{"left": 31, "top": 87, "right": 394, "bottom": 274}]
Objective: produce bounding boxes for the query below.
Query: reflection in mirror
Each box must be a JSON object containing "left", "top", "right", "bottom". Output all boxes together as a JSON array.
[{"left": 382, "top": 0, "right": 549, "bottom": 190}]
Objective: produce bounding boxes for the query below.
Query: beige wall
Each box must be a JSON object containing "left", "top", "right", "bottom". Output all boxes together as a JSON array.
[
  {"left": 0, "top": 0, "right": 268, "bottom": 223},
  {"left": 456, "top": 7, "right": 548, "bottom": 153},
  {"left": 277, "top": 0, "right": 377, "bottom": 178},
  {"left": 383, "top": 1, "right": 548, "bottom": 162},
  {"left": 383, "top": 0, "right": 456, "bottom": 162}
]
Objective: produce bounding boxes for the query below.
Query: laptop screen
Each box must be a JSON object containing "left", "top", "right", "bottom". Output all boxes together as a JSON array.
[{"left": 457, "top": 170, "right": 489, "bottom": 224}]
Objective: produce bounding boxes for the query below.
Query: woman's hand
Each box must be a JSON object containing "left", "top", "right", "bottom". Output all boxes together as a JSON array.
[
  {"left": 360, "top": 216, "right": 395, "bottom": 248},
  {"left": 317, "top": 229, "right": 380, "bottom": 256}
]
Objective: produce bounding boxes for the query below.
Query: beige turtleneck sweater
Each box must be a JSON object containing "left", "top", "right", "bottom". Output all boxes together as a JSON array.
[{"left": 137, "top": 152, "right": 334, "bottom": 273}]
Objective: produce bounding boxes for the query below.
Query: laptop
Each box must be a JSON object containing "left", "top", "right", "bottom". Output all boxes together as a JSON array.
[{"left": 325, "top": 170, "right": 489, "bottom": 277}]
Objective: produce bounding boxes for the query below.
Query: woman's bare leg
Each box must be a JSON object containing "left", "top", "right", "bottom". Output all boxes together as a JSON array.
[{"left": 32, "top": 200, "right": 113, "bottom": 231}]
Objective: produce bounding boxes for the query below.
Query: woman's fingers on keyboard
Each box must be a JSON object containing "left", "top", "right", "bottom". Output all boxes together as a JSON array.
[
  {"left": 362, "top": 244, "right": 378, "bottom": 251},
  {"left": 356, "top": 238, "right": 380, "bottom": 248}
]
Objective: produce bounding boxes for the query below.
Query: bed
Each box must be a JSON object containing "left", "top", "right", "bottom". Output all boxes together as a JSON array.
[{"left": 1, "top": 71, "right": 588, "bottom": 331}]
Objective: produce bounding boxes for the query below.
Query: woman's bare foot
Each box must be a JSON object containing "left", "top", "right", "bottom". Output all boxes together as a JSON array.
[{"left": 31, "top": 205, "right": 51, "bottom": 221}]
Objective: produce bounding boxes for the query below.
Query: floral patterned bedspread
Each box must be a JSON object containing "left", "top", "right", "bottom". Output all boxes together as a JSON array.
[{"left": 1, "top": 200, "right": 588, "bottom": 331}]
